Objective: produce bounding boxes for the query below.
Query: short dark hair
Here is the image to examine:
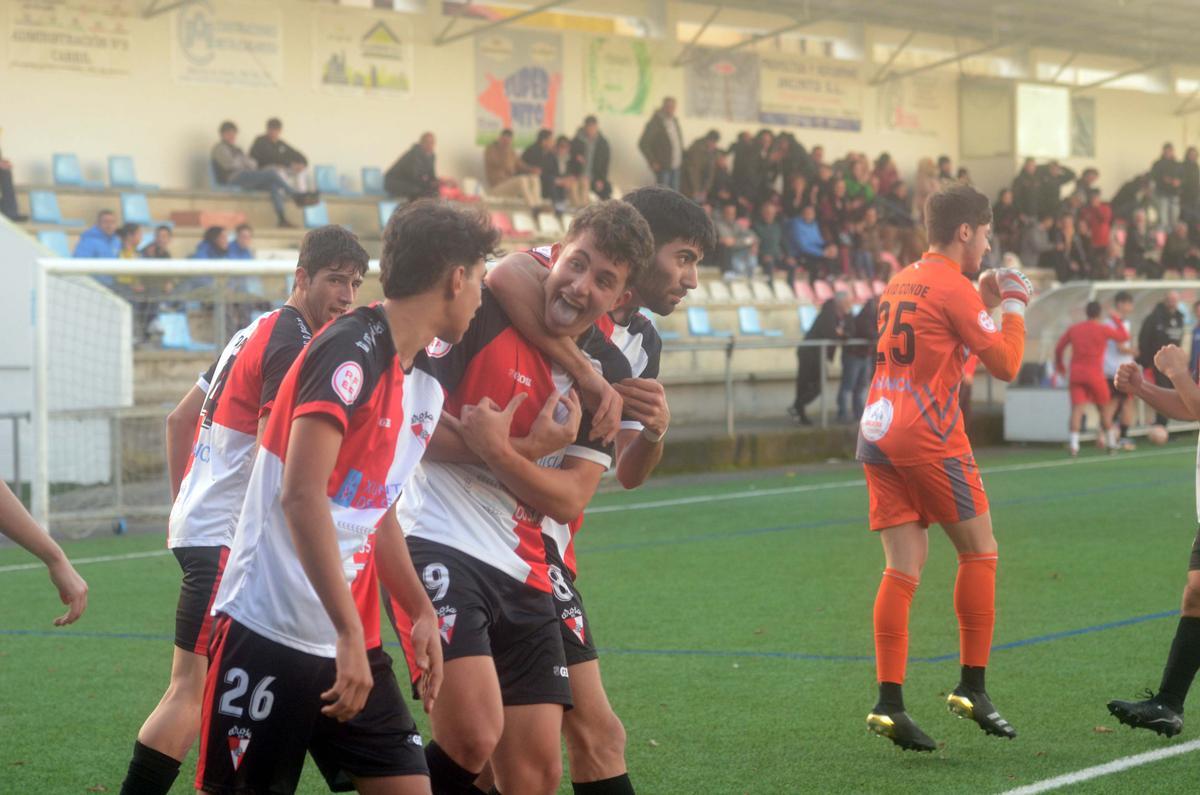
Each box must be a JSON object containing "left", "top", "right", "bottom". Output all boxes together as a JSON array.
[
  {"left": 379, "top": 201, "right": 499, "bottom": 300},
  {"left": 705, "top": 129, "right": 720, "bottom": 142},
  {"left": 536, "top": 129, "right": 553, "bottom": 143},
  {"left": 266, "top": 118, "right": 282, "bottom": 130},
  {"left": 562, "top": 200, "right": 655, "bottom": 289},
  {"left": 155, "top": 224, "right": 171, "bottom": 235},
  {"left": 297, "top": 225, "right": 369, "bottom": 280},
  {"left": 584, "top": 115, "right": 598, "bottom": 126},
  {"left": 1086, "top": 300, "right": 1102, "bottom": 319},
  {"left": 622, "top": 186, "right": 718, "bottom": 266},
  {"left": 219, "top": 120, "right": 237, "bottom": 134},
  {"left": 118, "top": 222, "right": 140, "bottom": 240},
  {"left": 235, "top": 223, "right": 253, "bottom": 235},
  {"left": 925, "top": 184, "right": 992, "bottom": 246},
  {"left": 97, "top": 209, "right": 115, "bottom": 220},
  {"left": 500, "top": 128, "right": 513, "bottom": 137},
  {"left": 1114, "top": 290, "right": 1133, "bottom": 305},
  {"left": 938, "top": 155, "right": 951, "bottom": 166}
]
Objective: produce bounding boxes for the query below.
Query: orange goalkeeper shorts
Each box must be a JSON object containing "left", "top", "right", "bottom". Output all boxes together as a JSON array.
[{"left": 864, "top": 454, "right": 989, "bottom": 531}]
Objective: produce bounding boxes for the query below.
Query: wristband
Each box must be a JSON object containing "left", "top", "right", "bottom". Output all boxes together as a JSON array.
[
  {"left": 1000, "top": 299, "right": 1026, "bottom": 316},
  {"left": 641, "top": 425, "right": 667, "bottom": 444}
]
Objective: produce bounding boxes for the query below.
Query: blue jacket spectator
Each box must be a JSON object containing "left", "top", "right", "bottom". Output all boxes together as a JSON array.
[
  {"left": 227, "top": 224, "right": 254, "bottom": 259},
  {"left": 73, "top": 210, "right": 120, "bottom": 258},
  {"left": 191, "top": 226, "right": 228, "bottom": 259},
  {"left": 786, "top": 206, "right": 828, "bottom": 259}
]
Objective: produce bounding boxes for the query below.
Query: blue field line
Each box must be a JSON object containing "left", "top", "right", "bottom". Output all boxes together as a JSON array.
[
  {"left": 580, "top": 473, "right": 1190, "bottom": 554},
  {"left": 0, "top": 608, "right": 1179, "bottom": 664}
]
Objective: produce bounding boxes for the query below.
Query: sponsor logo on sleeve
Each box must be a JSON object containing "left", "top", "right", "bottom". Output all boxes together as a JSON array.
[
  {"left": 331, "top": 361, "right": 364, "bottom": 405},
  {"left": 978, "top": 310, "right": 997, "bottom": 333}
]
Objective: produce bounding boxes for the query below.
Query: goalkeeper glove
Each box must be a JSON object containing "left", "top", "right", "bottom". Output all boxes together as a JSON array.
[{"left": 997, "top": 269, "right": 1034, "bottom": 316}]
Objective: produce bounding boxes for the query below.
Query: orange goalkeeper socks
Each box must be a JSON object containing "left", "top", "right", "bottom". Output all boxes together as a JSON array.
[
  {"left": 955, "top": 552, "right": 998, "bottom": 668},
  {"left": 874, "top": 568, "right": 920, "bottom": 685}
]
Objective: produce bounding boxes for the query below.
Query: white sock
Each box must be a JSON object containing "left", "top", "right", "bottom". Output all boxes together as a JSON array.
[
  {"left": 1069, "top": 431, "right": 1080, "bottom": 451},
  {"left": 1106, "top": 427, "right": 1119, "bottom": 448}
]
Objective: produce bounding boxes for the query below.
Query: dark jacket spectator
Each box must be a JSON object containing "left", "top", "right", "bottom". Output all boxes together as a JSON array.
[
  {"left": 681, "top": 131, "right": 720, "bottom": 201},
  {"left": 1138, "top": 295, "right": 1186, "bottom": 368},
  {"left": 993, "top": 189, "right": 1020, "bottom": 255},
  {"left": 1161, "top": 223, "right": 1197, "bottom": 271},
  {"left": 638, "top": 98, "right": 684, "bottom": 186},
  {"left": 731, "top": 130, "right": 771, "bottom": 207},
  {"left": 385, "top": 133, "right": 439, "bottom": 200},
  {"left": 707, "top": 153, "right": 734, "bottom": 207},
  {"left": 1012, "top": 159, "right": 1040, "bottom": 219},
  {"left": 522, "top": 131, "right": 558, "bottom": 201},
  {"left": 0, "top": 144, "right": 24, "bottom": 222},
  {"left": 752, "top": 202, "right": 793, "bottom": 283},
  {"left": 570, "top": 117, "right": 611, "bottom": 200},
  {"left": 1045, "top": 216, "right": 1090, "bottom": 282},
  {"left": 1152, "top": 147, "right": 1183, "bottom": 197},
  {"left": 1019, "top": 215, "right": 1054, "bottom": 269},
  {"left": 1124, "top": 211, "right": 1152, "bottom": 276},
  {"left": 249, "top": 120, "right": 308, "bottom": 169},
  {"left": 141, "top": 226, "right": 173, "bottom": 259},
  {"left": 1111, "top": 174, "right": 1152, "bottom": 222},
  {"left": 873, "top": 153, "right": 899, "bottom": 197},
  {"left": 210, "top": 120, "right": 303, "bottom": 226},
  {"left": 1035, "top": 162, "right": 1076, "bottom": 217},
  {"left": 791, "top": 293, "right": 851, "bottom": 424},
  {"left": 1182, "top": 147, "right": 1200, "bottom": 215}
]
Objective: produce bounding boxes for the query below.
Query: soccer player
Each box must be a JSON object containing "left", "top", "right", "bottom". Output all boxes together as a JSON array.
[
  {"left": 1107, "top": 345, "right": 1200, "bottom": 736},
  {"left": 482, "top": 185, "right": 716, "bottom": 794},
  {"left": 857, "top": 184, "right": 1032, "bottom": 751},
  {"left": 120, "top": 226, "right": 368, "bottom": 795},
  {"left": 390, "top": 201, "right": 652, "bottom": 795},
  {"left": 1054, "top": 300, "right": 1129, "bottom": 456},
  {"left": 1103, "top": 291, "right": 1137, "bottom": 451},
  {"left": 194, "top": 201, "right": 497, "bottom": 793},
  {"left": 0, "top": 482, "right": 87, "bottom": 625}
]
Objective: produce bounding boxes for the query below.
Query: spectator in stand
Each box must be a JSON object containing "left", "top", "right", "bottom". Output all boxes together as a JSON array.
[
  {"left": 1078, "top": 189, "right": 1113, "bottom": 274},
  {"left": 141, "top": 225, "right": 173, "bottom": 259},
  {"left": 956, "top": 167, "right": 972, "bottom": 185},
  {"left": 852, "top": 206, "right": 884, "bottom": 280},
  {"left": 211, "top": 121, "right": 311, "bottom": 227},
  {"left": 873, "top": 153, "right": 899, "bottom": 197},
  {"left": 753, "top": 201, "right": 795, "bottom": 286},
  {"left": 521, "top": 129, "right": 556, "bottom": 197},
  {"left": 249, "top": 118, "right": 312, "bottom": 193},
  {"left": 1045, "top": 214, "right": 1089, "bottom": 283},
  {"left": 713, "top": 202, "right": 758, "bottom": 280},
  {"left": 781, "top": 173, "right": 810, "bottom": 218},
  {"left": 1071, "top": 167, "right": 1100, "bottom": 204},
  {"left": 1161, "top": 221, "right": 1198, "bottom": 272},
  {"left": 1036, "top": 161, "right": 1076, "bottom": 217},
  {"left": 936, "top": 155, "right": 955, "bottom": 187},
  {"left": 1111, "top": 173, "right": 1153, "bottom": 222},
  {"left": 775, "top": 132, "right": 808, "bottom": 187},
  {"left": 992, "top": 188, "right": 1020, "bottom": 258},
  {"left": 638, "top": 97, "right": 684, "bottom": 191},
  {"left": 844, "top": 158, "right": 875, "bottom": 219},
  {"left": 804, "top": 145, "right": 826, "bottom": 182},
  {"left": 877, "top": 181, "right": 915, "bottom": 229},
  {"left": 554, "top": 134, "right": 587, "bottom": 208},
  {"left": 819, "top": 178, "right": 850, "bottom": 248},
  {"left": 786, "top": 203, "right": 838, "bottom": 282},
  {"left": 790, "top": 290, "right": 851, "bottom": 425},
  {"left": 0, "top": 141, "right": 25, "bottom": 222},
  {"left": 1012, "top": 158, "right": 1040, "bottom": 220},
  {"left": 1019, "top": 213, "right": 1054, "bottom": 270},
  {"left": 682, "top": 130, "right": 720, "bottom": 202},
  {"left": 384, "top": 132, "right": 442, "bottom": 201},
  {"left": 191, "top": 226, "right": 228, "bottom": 259},
  {"left": 1182, "top": 146, "right": 1200, "bottom": 223},
  {"left": 708, "top": 151, "right": 734, "bottom": 208},
  {"left": 228, "top": 224, "right": 254, "bottom": 259},
  {"left": 73, "top": 210, "right": 120, "bottom": 258},
  {"left": 913, "top": 157, "right": 939, "bottom": 223},
  {"left": 1152, "top": 142, "right": 1183, "bottom": 231},
  {"left": 483, "top": 129, "right": 541, "bottom": 207},
  {"left": 117, "top": 223, "right": 142, "bottom": 259},
  {"left": 1125, "top": 208, "right": 1153, "bottom": 277},
  {"left": 1137, "top": 290, "right": 1186, "bottom": 425},
  {"left": 731, "top": 129, "right": 772, "bottom": 210},
  {"left": 570, "top": 115, "right": 611, "bottom": 201},
  {"left": 840, "top": 296, "right": 877, "bottom": 423}
]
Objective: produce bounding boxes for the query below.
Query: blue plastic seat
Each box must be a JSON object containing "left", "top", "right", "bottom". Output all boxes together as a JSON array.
[
  {"left": 120, "top": 193, "right": 172, "bottom": 229},
  {"left": 638, "top": 306, "right": 679, "bottom": 341},
  {"left": 108, "top": 155, "right": 159, "bottom": 191},
  {"left": 686, "top": 306, "right": 731, "bottom": 337},
  {"left": 315, "top": 165, "right": 342, "bottom": 194},
  {"left": 303, "top": 201, "right": 330, "bottom": 228},
  {"left": 37, "top": 230, "right": 71, "bottom": 257},
  {"left": 798, "top": 305, "right": 819, "bottom": 334},
  {"left": 361, "top": 167, "right": 385, "bottom": 196},
  {"left": 738, "top": 306, "right": 783, "bottom": 337},
  {"left": 158, "top": 311, "right": 216, "bottom": 352},
  {"left": 53, "top": 153, "right": 104, "bottom": 189},
  {"left": 29, "top": 191, "right": 84, "bottom": 226},
  {"left": 377, "top": 200, "right": 399, "bottom": 231}
]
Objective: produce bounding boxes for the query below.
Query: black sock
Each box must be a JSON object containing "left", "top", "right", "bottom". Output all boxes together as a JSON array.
[
  {"left": 874, "top": 681, "right": 905, "bottom": 713},
  {"left": 961, "top": 664, "right": 986, "bottom": 692},
  {"left": 426, "top": 741, "right": 481, "bottom": 795},
  {"left": 1156, "top": 616, "right": 1200, "bottom": 713},
  {"left": 1119, "top": 422, "right": 1130, "bottom": 438},
  {"left": 119, "top": 741, "right": 181, "bottom": 795},
  {"left": 573, "top": 774, "right": 636, "bottom": 795}
]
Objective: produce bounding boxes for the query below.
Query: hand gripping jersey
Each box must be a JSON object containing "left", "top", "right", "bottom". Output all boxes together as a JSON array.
[
  {"left": 857, "top": 254, "right": 1007, "bottom": 466},
  {"left": 169, "top": 306, "right": 311, "bottom": 549},
  {"left": 397, "top": 289, "right": 631, "bottom": 592},
  {"left": 213, "top": 305, "right": 443, "bottom": 657}
]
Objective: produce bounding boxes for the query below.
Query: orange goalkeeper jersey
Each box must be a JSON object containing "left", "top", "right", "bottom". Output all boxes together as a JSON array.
[{"left": 857, "top": 252, "right": 1024, "bottom": 465}]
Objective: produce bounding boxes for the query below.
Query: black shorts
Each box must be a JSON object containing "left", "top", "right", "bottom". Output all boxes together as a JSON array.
[
  {"left": 172, "top": 545, "right": 229, "bottom": 655},
  {"left": 544, "top": 537, "right": 598, "bottom": 667},
  {"left": 1189, "top": 526, "right": 1200, "bottom": 572},
  {"left": 399, "top": 538, "right": 572, "bottom": 708},
  {"left": 196, "top": 617, "right": 427, "bottom": 794}
]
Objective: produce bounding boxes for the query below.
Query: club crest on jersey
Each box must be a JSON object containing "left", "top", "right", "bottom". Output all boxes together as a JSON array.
[
  {"left": 561, "top": 607, "right": 586, "bottom": 644},
  {"left": 426, "top": 337, "right": 452, "bottom": 358},
  {"left": 332, "top": 361, "right": 364, "bottom": 405},
  {"left": 436, "top": 607, "right": 458, "bottom": 645},
  {"left": 977, "top": 310, "right": 997, "bottom": 333},
  {"left": 227, "top": 727, "right": 251, "bottom": 771},
  {"left": 411, "top": 410, "right": 436, "bottom": 446},
  {"left": 860, "top": 397, "right": 894, "bottom": 442}
]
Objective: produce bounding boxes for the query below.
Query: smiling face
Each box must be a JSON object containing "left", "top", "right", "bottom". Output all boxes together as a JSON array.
[{"left": 542, "top": 231, "right": 631, "bottom": 336}]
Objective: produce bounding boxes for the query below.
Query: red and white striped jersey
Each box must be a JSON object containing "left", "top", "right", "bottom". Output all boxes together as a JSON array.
[
  {"left": 397, "top": 289, "right": 629, "bottom": 592},
  {"left": 169, "top": 306, "right": 311, "bottom": 549},
  {"left": 213, "top": 304, "right": 443, "bottom": 658}
]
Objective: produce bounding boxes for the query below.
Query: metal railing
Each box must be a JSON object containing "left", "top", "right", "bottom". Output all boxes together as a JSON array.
[{"left": 1, "top": 411, "right": 30, "bottom": 502}]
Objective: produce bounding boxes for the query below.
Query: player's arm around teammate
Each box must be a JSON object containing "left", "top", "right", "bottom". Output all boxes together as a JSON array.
[
  {"left": 0, "top": 482, "right": 87, "bottom": 624},
  {"left": 166, "top": 384, "right": 207, "bottom": 499}
]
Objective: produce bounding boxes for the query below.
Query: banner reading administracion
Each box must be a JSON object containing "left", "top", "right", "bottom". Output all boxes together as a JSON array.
[
  {"left": 313, "top": 8, "right": 413, "bottom": 96},
  {"left": 585, "top": 37, "right": 653, "bottom": 116},
  {"left": 8, "top": 0, "right": 135, "bottom": 77},
  {"left": 759, "top": 56, "right": 862, "bottom": 131},
  {"left": 475, "top": 29, "right": 562, "bottom": 148},
  {"left": 173, "top": 0, "right": 282, "bottom": 89}
]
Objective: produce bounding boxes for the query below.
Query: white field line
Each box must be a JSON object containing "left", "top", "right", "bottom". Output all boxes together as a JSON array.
[
  {"left": 999, "top": 738, "right": 1200, "bottom": 794},
  {"left": 0, "top": 447, "right": 1188, "bottom": 573},
  {"left": 586, "top": 446, "right": 1189, "bottom": 515}
]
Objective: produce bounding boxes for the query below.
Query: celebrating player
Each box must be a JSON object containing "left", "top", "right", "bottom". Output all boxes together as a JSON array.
[
  {"left": 194, "top": 201, "right": 497, "bottom": 794},
  {"left": 1106, "top": 344, "right": 1200, "bottom": 736},
  {"left": 120, "top": 225, "right": 368, "bottom": 795},
  {"left": 857, "top": 184, "right": 1032, "bottom": 751},
  {"left": 0, "top": 482, "right": 87, "bottom": 625},
  {"left": 1054, "top": 300, "right": 1128, "bottom": 456},
  {"left": 390, "top": 201, "right": 653, "bottom": 795},
  {"left": 482, "top": 185, "right": 716, "bottom": 794}
]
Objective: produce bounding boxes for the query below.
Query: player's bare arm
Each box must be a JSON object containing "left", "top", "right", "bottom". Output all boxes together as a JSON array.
[
  {"left": 1115, "top": 361, "right": 1194, "bottom": 421},
  {"left": 487, "top": 252, "right": 622, "bottom": 444},
  {"left": 426, "top": 389, "right": 582, "bottom": 464},
  {"left": 459, "top": 394, "right": 607, "bottom": 522},
  {"left": 612, "top": 377, "right": 670, "bottom": 489},
  {"left": 279, "top": 414, "right": 372, "bottom": 722},
  {"left": 0, "top": 482, "right": 88, "bottom": 626},
  {"left": 375, "top": 507, "right": 443, "bottom": 713},
  {"left": 1156, "top": 344, "right": 1200, "bottom": 419},
  {"left": 165, "top": 384, "right": 205, "bottom": 500}
]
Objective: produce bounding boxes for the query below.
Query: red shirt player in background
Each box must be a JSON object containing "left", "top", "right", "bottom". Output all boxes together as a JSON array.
[
  {"left": 856, "top": 184, "right": 1033, "bottom": 751},
  {"left": 1054, "top": 300, "right": 1129, "bottom": 456}
]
